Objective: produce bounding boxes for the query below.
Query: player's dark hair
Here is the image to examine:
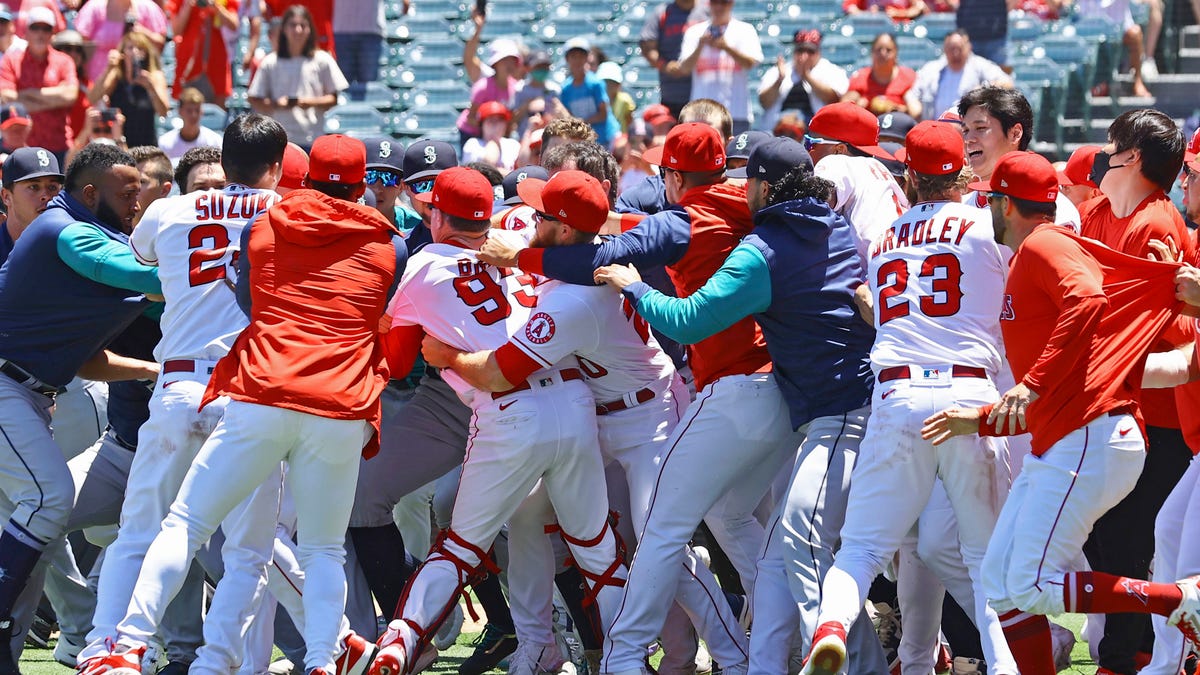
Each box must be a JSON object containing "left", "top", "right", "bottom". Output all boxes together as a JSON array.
[
  {"left": 175, "top": 146, "right": 222, "bottom": 192},
  {"left": 465, "top": 161, "right": 504, "bottom": 186},
  {"left": 767, "top": 166, "right": 836, "bottom": 206},
  {"left": 958, "top": 86, "right": 1033, "bottom": 151},
  {"left": 542, "top": 141, "right": 620, "bottom": 207},
  {"left": 278, "top": 4, "right": 317, "bottom": 58},
  {"left": 911, "top": 170, "right": 961, "bottom": 202},
  {"left": 129, "top": 146, "right": 172, "bottom": 187},
  {"left": 1009, "top": 195, "right": 1058, "bottom": 220},
  {"left": 308, "top": 179, "right": 361, "bottom": 201},
  {"left": 65, "top": 143, "right": 135, "bottom": 193},
  {"left": 1108, "top": 109, "right": 1185, "bottom": 191},
  {"left": 679, "top": 98, "right": 733, "bottom": 141},
  {"left": 442, "top": 212, "right": 491, "bottom": 234},
  {"left": 222, "top": 113, "right": 287, "bottom": 187}
]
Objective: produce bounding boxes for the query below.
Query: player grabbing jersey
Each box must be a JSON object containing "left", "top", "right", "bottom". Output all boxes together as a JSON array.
[
  {"left": 800, "top": 122, "right": 1015, "bottom": 675},
  {"left": 370, "top": 167, "right": 627, "bottom": 675}
]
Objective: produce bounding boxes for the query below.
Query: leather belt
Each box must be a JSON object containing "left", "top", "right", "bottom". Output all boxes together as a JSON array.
[
  {"left": 162, "top": 359, "right": 216, "bottom": 376},
  {"left": 0, "top": 359, "right": 61, "bottom": 397},
  {"left": 1107, "top": 405, "right": 1135, "bottom": 417},
  {"left": 877, "top": 365, "right": 988, "bottom": 383},
  {"left": 492, "top": 368, "right": 584, "bottom": 400},
  {"left": 596, "top": 387, "right": 655, "bottom": 416}
]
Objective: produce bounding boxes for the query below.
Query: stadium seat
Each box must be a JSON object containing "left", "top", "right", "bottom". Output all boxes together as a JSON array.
[
  {"left": 362, "top": 81, "right": 403, "bottom": 111},
  {"left": 324, "top": 103, "right": 390, "bottom": 136},
  {"left": 1007, "top": 16, "right": 1050, "bottom": 42},
  {"left": 788, "top": 0, "right": 845, "bottom": 21},
  {"left": 1010, "top": 56, "right": 1070, "bottom": 152},
  {"left": 396, "top": 61, "right": 465, "bottom": 87},
  {"left": 201, "top": 103, "right": 226, "bottom": 132},
  {"left": 896, "top": 35, "right": 941, "bottom": 67},
  {"left": 820, "top": 34, "right": 869, "bottom": 66},
  {"left": 402, "top": 39, "right": 463, "bottom": 64},
  {"left": 391, "top": 105, "right": 463, "bottom": 137},
  {"left": 909, "top": 13, "right": 957, "bottom": 41},
  {"left": 838, "top": 13, "right": 895, "bottom": 43}
]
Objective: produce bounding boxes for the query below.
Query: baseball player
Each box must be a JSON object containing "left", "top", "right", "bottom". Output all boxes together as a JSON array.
[
  {"left": 921, "top": 151, "right": 1200, "bottom": 675},
  {"left": 593, "top": 137, "right": 884, "bottom": 675},
  {"left": 83, "top": 133, "right": 405, "bottom": 675},
  {"left": 795, "top": 122, "right": 1015, "bottom": 675},
  {"left": 1055, "top": 145, "right": 1102, "bottom": 207},
  {"left": 492, "top": 165, "right": 549, "bottom": 235},
  {"left": 0, "top": 143, "right": 161, "bottom": 675},
  {"left": 419, "top": 170, "right": 748, "bottom": 674},
  {"left": 370, "top": 167, "right": 626, "bottom": 675}
]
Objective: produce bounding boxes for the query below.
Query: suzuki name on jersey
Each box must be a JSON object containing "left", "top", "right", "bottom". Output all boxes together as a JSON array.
[
  {"left": 870, "top": 215, "right": 977, "bottom": 258},
  {"left": 195, "top": 192, "right": 276, "bottom": 222}
]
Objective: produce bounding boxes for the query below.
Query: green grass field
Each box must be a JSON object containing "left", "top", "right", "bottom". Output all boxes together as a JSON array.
[{"left": 16, "top": 611, "right": 1103, "bottom": 675}]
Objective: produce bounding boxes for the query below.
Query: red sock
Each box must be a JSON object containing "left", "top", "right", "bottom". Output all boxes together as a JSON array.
[
  {"left": 999, "top": 609, "right": 1056, "bottom": 675},
  {"left": 1062, "top": 571, "right": 1182, "bottom": 616}
]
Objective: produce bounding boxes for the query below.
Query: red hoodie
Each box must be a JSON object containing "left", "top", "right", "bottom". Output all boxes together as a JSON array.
[{"left": 203, "top": 189, "right": 400, "bottom": 457}]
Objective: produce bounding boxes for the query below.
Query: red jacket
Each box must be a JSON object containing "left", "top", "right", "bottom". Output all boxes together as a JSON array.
[{"left": 204, "top": 189, "right": 401, "bottom": 457}]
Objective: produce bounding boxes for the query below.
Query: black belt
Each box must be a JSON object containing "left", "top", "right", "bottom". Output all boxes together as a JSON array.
[
  {"left": 0, "top": 360, "right": 61, "bottom": 397},
  {"left": 109, "top": 429, "right": 137, "bottom": 452}
]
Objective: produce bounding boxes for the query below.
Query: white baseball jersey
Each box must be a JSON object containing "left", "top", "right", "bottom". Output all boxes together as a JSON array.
[
  {"left": 130, "top": 185, "right": 279, "bottom": 362},
  {"left": 867, "top": 200, "right": 1006, "bottom": 374},
  {"left": 387, "top": 242, "right": 545, "bottom": 403},
  {"left": 493, "top": 204, "right": 537, "bottom": 244},
  {"left": 963, "top": 190, "right": 1082, "bottom": 233},
  {"left": 815, "top": 153, "right": 910, "bottom": 273},
  {"left": 507, "top": 281, "right": 675, "bottom": 403}
]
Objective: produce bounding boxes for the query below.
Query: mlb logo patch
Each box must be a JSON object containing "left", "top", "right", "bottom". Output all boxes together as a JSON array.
[{"left": 922, "top": 369, "right": 940, "bottom": 378}]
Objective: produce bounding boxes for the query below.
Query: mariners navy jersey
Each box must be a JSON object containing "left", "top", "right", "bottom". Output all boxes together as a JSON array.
[
  {"left": 508, "top": 281, "right": 675, "bottom": 403},
  {"left": 815, "top": 154, "right": 910, "bottom": 273},
  {"left": 387, "top": 238, "right": 548, "bottom": 403},
  {"left": 131, "top": 184, "right": 279, "bottom": 363},
  {"left": 867, "top": 200, "right": 1006, "bottom": 375}
]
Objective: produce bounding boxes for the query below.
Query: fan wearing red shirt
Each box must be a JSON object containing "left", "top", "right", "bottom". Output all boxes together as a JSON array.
[
  {"left": 922, "top": 151, "right": 1200, "bottom": 675},
  {"left": 165, "top": 0, "right": 239, "bottom": 105},
  {"left": 0, "top": 7, "right": 76, "bottom": 156},
  {"left": 842, "top": 33, "right": 920, "bottom": 117}
]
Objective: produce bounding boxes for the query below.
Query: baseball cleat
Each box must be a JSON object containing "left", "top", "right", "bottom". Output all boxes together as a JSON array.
[
  {"left": 801, "top": 621, "right": 848, "bottom": 675},
  {"left": 369, "top": 642, "right": 408, "bottom": 675},
  {"left": 1170, "top": 575, "right": 1200, "bottom": 651},
  {"left": 334, "top": 631, "right": 378, "bottom": 675},
  {"left": 506, "top": 641, "right": 566, "bottom": 675},
  {"left": 76, "top": 642, "right": 146, "bottom": 675}
]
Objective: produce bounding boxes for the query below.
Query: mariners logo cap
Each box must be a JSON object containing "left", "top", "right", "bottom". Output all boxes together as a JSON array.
[
  {"left": 2, "top": 147, "right": 62, "bottom": 188},
  {"left": 725, "top": 130, "right": 771, "bottom": 163},
  {"left": 968, "top": 151, "right": 1059, "bottom": 204},
  {"left": 502, "top": 165, "right": 549, "bottom": 205},
  {"left": 278, "top": 142, "right": 309, "bottom": 191},
  {"left": 518, "top": 170, "right": 609, "bottom": 234},
  {"left": 403, "top": 139, "right": 457, "bottom": 183},
  {"left": 808, "top": 102, "right": 894, "bottom": 160},
  {"left": 896, "top": 121, "right": 964, "bottom": 176},
  {"left": 743, "top": 137, "right": 814, "bottom": 184},
  {"left": 1057, "top": 145, "right": 1101, "bottom": 188},
  {"left": 308, "top": 134, "right": 366, "bottom": 184},
  {"left": 364, "top": 136, "right": 404, "bottom": 171},
  {"left": 415, "top": 166, "right": 494, "bottom": 221},
  {"left": 0, "top": 102, "right": 30, "bottom": 129},
  {"left": 878, "top": 111, "right": 917, "bottom": 142},
  {"left": 642, "top": 123, "right": 726, "bottom": 173}
]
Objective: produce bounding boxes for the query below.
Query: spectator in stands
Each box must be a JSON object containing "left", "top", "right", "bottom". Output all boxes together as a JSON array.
[
  {"left": 158, "top": 87, "right": 223, "bottom": 164},
  {"left": 88, "top": 31, "right": 169, "bottom": 148},
  {"left": 676, "top": 0, "right": 762, "bottom": 135},
  {"left": 128, "top": 145, "right": 171, "bottom": 225},
  {"left": 172, "top": 144, "right": 225, "bottom": 193},
  {"left": 640, "top": 0, "right": 707, "bottom": 119},
  {"left": 642, "top": 103, "right": 677, "bottom": 136},
  {"left": 52, "top": 29, "right": 89, "bottom": 145},
  {"left": 64, "top": 104, "right": 126, "bottom": 165},
  {"left": 758, "top": 29, "right": 849, "bottom": 132},
  {"left": 956, "top": 0, "right": 1007, "bottom": 64},
  {"left": 266, "top": 0, "right": 333, "bottom": 55},
  {"left": 247, "top": 4, "right": 347, "bottom": 148},
  {"left": 843, "top": 33, "right": 921, "bottom": 118},
  {"left": 1072, "top": 0, "right": 1156, "bottom": 97},
  {"left": 773, "top": 112, "right": 806, "bottom": 140},
  {"left": 844, "top": 0, "right": 930, "bottom": 21},
  {"left": 333, "top": 0, "right": 384, "bottom": 101},
  {"left": 597, "top": 61, "right": 636, "bottom": 135},
  {"left": 513, "top": 50, "right": 562, "bottom": 137},
  {"left": 0, "top": 7, "right": 76, "bottom": 162},
  {"left": 561, "top": 37, "right": 619, "bottom": 148},
  {"left": 0, "top": 103, "right": 29, "bottom": 160},
  {"left": 165, "top": 0, "right": 237, "bottom": 107},
  {"left": 74, "top": 0, "right": 167, "bottom": 83},
  {"left": 457, "top": 34, "right": 523, "bottom": 149},
  {"left": 463, "top": 101, "right": 520, "bottom": 172},
  {"left": 913, "top": 29, "right": 1010, "bottom": 121},
  {"left": 0, "top": 8, "right": 25, "bottom": 57},
  {"left": 15, "top": 1, "right": 66, "bottom": 38}
]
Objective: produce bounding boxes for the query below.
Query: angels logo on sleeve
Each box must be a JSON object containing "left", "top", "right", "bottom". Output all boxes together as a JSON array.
[{"left": 525, "top": 312, "right": 556, "bottom": 344}]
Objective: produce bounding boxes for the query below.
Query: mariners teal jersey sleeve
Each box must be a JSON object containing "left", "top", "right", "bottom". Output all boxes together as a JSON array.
[
  {"left": 58, "top": 223, "right": 162, "bottom": 295},
  {"left": 622, "top": 242, "right": 771, "bottom": 345},
  {"left": 518, "top": 207, "right": 693, "bottom": 285}
]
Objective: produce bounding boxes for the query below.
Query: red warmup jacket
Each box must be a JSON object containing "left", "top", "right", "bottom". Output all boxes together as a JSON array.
[{"left": 203, "top": 189, "right": 401, "bottom": 458}]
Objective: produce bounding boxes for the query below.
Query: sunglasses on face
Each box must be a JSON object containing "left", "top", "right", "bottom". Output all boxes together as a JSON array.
[
  {"left": 803, "top": 134, "right": 840, "bottom": 151},
  {"left": 534, "top": 211, "right": 559, "bottom": 223},
  {"left": 407, "top": 178, "right": 435, "bottom": 194},
  {"left": 366, "top": 170, "right": 401, "bottom": 187}
]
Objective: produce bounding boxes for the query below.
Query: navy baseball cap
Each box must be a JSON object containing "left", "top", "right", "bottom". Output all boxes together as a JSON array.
[
  {"left": 2, "top": 147, "right": 63, "bottom": 188},
  {"left": 743, "top": 137, "right": 813, "bottom": 184},
  {"left": 725, "top": 130, "right": 771, "bottom": 164},
  {"left": 403, "top": 139, "right": 457, "bottom": 183},
  {"left": 0, "top": 103, "right": 30, "bottom": 129},
  {"left": 364, "top": 136, "right": 404, "bottom": 172},
  {"left": 878, "top": 111, "right": 917, "bottom": 142},
  {"left": 501, "top": 165, "right": 549, "bottom": 206}
]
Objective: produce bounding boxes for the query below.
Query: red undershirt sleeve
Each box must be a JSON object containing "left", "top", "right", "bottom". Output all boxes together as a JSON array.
[
  {"left": 381, "top": 324, "right": 424, "bottom": 380},
  {"left": 494, "top": 342, "right": 541, "bottom": 386}
]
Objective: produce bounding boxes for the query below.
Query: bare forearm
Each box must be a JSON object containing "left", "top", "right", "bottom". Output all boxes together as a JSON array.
[
  {"left": 77, "top": 350, "right": 160, "bottom": 382},
  {"left": 445, "top": 350, "right": 515, "bottom": 392}
]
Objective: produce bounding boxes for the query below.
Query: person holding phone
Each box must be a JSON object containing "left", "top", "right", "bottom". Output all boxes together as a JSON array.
[
  {"left": 88, "top": 31, "right": 168, "bottom": 148},
  {"left": 675, "top": 0, "right": 762, "bottom": 135},
  {"left": 74, "top": 0, "right": 167, "bottom": 83},
  {"left": 164, "top": 0, "right": 238, "bottom": 107}
]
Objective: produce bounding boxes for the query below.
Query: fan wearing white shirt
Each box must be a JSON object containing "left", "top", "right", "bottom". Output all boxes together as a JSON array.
[
  {"left": 758, "top": 29, "right": 849, "bottom": 132},
  {"left": 158, "top": 87, "right": 224, "bottom": 165}
]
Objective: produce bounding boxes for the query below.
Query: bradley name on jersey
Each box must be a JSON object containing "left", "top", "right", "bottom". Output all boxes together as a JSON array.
[{"left": 869, "top": 203, "right": 980, "bottom": 259}]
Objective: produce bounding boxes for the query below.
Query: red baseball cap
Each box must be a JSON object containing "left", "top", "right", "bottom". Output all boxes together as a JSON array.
[
  {"left": 278, "top": 142, "right": 309, "bottom": 191},
  {"left": 642, "top": 103, "right": 676, "bottom": 128},
  {"left": 308, "top": 134, "right": 366, "bottom": 184},
  {"left": 1185, "top": 128, "right": 1200, "bottom": 172},
  {"left": 807, "top": 102, "right": 893, "bottom": 160},
  {"left": 517, "top": 170, "right": 609, "bottom": 234},
  {"left": 1057, "top": 145, "right": 1100, "bottom": 188},
  {"left": 896, "top": 121, "right": 964, "bottom": 176},
  {"left": 478, "top": 100, "right": 511, "bottom": 122},
  {"left": 414, "top": 166, "right": 494, "bottom": 220},
  {"left": 642, "top": 123, "right": 726, "bottom": 172},
  {"left": 967, "top": 151, "right": 1059, "bottom": 204}
]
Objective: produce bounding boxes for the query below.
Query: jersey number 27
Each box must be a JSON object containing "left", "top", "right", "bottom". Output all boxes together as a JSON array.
[{"left": 876, "top": 253, "right": 963, "bottom": 325}]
